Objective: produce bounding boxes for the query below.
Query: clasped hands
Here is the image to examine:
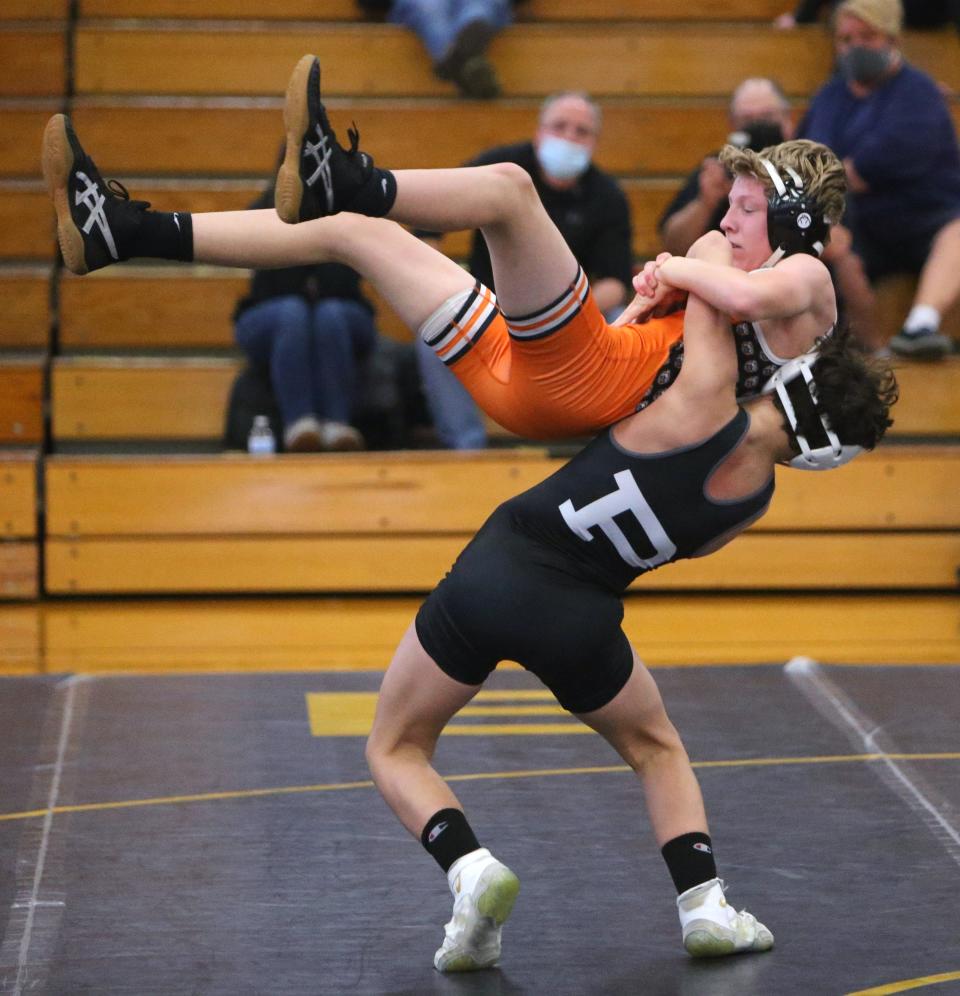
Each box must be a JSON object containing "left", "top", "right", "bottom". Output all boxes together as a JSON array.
[{"left": 612, "top": 231, "right": 728, "bottom": 326}]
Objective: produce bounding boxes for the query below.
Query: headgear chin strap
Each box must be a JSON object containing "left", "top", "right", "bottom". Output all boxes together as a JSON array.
[
  {"left": 760, "top": 159, "right": 829, "bottom": 267},
  {"left": 762, "top": 352, "right": 863, "bottom": 471}
]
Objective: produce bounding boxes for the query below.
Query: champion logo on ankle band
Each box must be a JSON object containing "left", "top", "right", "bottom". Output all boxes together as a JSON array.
[
  {"left": 74, "top": 170, "right": 118, "bottom": 260},
  {"left": 693, "top": 842, "right": 712, "bottom": 853},
  {"left": 303, "top": 126, "right": 335, "bottom": 212},
  {"left": 427, "top": 821, "right": 449, "bottom": 843}
]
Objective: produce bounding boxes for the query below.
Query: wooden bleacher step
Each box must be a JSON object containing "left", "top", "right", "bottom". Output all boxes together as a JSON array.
[
  {"left": 0, "top": 27, "right": 67, "bottom": 98},
  {"left": 0, "top": 103, "right": 63, "bottom": 179},
  {"left": 42, "top": 446, "right": 960, "bottom": 594},
  {"left": 0, "top": 266, "right": 51, "bottom": 350},
  {"left": 0, "top": 356, "right": 45, "bottom": 446},
  {"left": 77, "top": 0, "right": 788, "bottom": 22},
  {"left": 51, "top": 355, "right": 239, "bottom": 442},
  {"left": 72, "top": 25, "right": 959, "bottom": 99},
  {"left": 65, "top": 98, "right": 960, "bottom": 179},
  {"left": 20, "top": 592, "right": 958, "bottom": 672},
  {"left": 0, "top": 183, "right": 56, "bottom": 263},
  {"left": 0, "top": 449, "right": 39, "bottom": 600},
  {"left": 0, "top": 0, "right": 68, "bottom": 17},
  {"left": 67, "top": 97, "right": 740, "bottom": 177},
  {"left": 58, "top": 267, "right": 412, "bottom": 347}
]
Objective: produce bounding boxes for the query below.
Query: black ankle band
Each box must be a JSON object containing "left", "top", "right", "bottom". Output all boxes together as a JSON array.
[
  {"left": 345, "top": 168, "right": 397, "bottom": 218},
  {"left": 130, "top": 210, "right": 194, "bottom": 262},
  {"left": 421, "top": 808, "right": 480, "bottom": 873},
  {"left": 661, "top": 832, "right": 717, "bottom": 895}
]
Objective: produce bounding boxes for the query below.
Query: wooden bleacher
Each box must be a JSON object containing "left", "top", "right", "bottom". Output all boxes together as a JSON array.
[
  {"left": 77, "top": 0, "right": 788, "bottom": 21},
  {"left": 0, "top": 357, "right": 45, "bottom": 446},
  {"left": 0, "top": 267, "right": 51, "bottom": 350},
  {"left": 58, "top": 266, "right": 411, "bottom": 347},
  {"left": 0, "top": 186, "right": 56, "bottom": 262},
  {"left": 71, "top": 25, "right": 960, "bottom": 99},
  {"left": 42, "top": 446, "right": 960, "bottom": 595},
  {"left": 0, "top": 450, "right": 39, "bottom": 600},
  {"left": 51, "top": 355, "right": 239, "bottom": 443},
  {"left": 0, "top": 0, "right": 68, "bottom": 17},
  {"left": 0, "top": 27, "right": 67, "bottom": 98}
]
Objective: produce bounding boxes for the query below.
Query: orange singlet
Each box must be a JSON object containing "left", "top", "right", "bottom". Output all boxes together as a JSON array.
[{"left": 424, "top": 266, "right": 685, "bottom": 439}]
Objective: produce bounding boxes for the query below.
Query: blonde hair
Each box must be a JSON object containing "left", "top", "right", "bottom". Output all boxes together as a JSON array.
[
  {"left": 835, "top": 0, "right": 903, "bottom": 36},
  {"left": 719, "top": 139, "right": 847, "bottom": 227}
]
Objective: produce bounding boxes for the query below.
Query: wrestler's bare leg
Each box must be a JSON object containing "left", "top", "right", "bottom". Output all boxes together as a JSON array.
[
  {"left": 576, "top": 648, "right": 709, "bottom": 846},
  {"left": 386, "top": 163, "right": 579, "bottom": 316},
  {"left": 192, "top": 208, "right": 473, "bottom": 334}
]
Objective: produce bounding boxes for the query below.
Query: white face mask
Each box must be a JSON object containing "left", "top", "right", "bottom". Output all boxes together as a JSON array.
[{"left": 536, "top": 135, "right": 591, "bottom": 181}]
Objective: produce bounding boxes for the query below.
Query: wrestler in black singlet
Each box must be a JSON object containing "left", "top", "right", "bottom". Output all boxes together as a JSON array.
[{"left": 416, "top": 408, "right": 775, "bottom": 714}]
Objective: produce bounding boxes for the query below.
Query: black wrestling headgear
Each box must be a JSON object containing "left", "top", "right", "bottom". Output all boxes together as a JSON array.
[{"left": 760, "top": 158, "right": 830, "bottom": 264}]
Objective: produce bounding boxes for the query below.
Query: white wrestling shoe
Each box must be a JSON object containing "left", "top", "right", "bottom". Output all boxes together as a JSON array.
[
  {"left": 677, "top": 878, "right": 774, "bottom": 958},
  {"left": 433, "top": 847, "right": 520, "bottom": 972}
]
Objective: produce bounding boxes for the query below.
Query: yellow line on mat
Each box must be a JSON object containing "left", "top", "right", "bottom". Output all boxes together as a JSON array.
[
  {"left": 1, "top": 753, "right": 958, "bottom": 823},
  {"left": 846, "top": 970, "right": 960, "bottom": 994}
]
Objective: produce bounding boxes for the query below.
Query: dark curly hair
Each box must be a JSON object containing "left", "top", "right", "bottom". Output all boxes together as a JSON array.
[{"left": 772, "top": 324, "right": 899, "bottom": 455}]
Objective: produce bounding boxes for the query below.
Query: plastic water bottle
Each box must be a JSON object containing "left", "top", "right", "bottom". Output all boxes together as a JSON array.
[{"left": 247, "top": 415, "right": 276, "bottom": 455}]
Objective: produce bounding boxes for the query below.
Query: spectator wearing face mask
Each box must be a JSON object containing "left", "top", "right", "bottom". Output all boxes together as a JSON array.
[
  {"left": 798, "top": 0, "right": 960, "bottom": 358},
  {"left": 658, "top": 78, "right": 795, "bottom": 257},
  {"left": 414, "top": 90, "right": 633, "bottom": 449},
  {"left": 773, "top": 0, "right": 960, "bottom": 32}
]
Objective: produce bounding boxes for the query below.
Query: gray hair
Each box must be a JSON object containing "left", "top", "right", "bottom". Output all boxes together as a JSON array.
[
  {"left": 728, "top": 77, "right": 790, "bottom": 117},
  {"left": 538, "top": 91, "right": 602, "bottom": 133}
]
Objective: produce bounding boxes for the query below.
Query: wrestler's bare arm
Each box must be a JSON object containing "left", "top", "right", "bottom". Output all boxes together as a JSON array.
[{"left": 654, "top": 252, "right": 833, "bottom": 324}]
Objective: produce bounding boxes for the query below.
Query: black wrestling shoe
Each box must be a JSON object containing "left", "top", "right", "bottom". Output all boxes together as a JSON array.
[
  {"left": 41, "top": 113, "right": 150, "bottom": 275},
  {"left": 276, "top": 55, "right": 396, "bottom": 224}
]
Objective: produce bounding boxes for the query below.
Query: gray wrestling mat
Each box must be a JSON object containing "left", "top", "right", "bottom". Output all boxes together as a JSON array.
[{"left": 1, "top": 663, "right": 958, "bottom": 995}]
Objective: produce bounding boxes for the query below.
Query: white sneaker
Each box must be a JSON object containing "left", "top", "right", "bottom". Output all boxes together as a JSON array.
[
  {"left": 677, "top": 878, "right": 774, "bottom": 958},
  {"left": 283, "top": 415, "right": 324, "bottom": 452},
  {"left": 433, "top": 848, "right": 520, "bottom": 972},
  {"left": 318, "top": 420, "right": 364, "bottom": 451}
]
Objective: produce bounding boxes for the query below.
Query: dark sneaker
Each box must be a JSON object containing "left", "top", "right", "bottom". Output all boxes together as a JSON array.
[
  {"left": 41, "top": 113, "right": 149, "bottom": 275},
  {"left": 454, "top": 55, "right": 501, "bottom": 99},
  {"left": 434, "top": 19, "right": 497, "bottom": 81},
  {"left": 276, "top": 55, "right": 393, "bottom": 224},
  {"left": 889, "top": 327, "right": 951, "bottom": 360},
  {"left": 435, "top": 20, "right": 502, "bottom": 99}
]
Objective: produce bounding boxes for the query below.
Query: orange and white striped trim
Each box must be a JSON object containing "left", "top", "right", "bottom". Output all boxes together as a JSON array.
[
  {"left": 426, "top": 283, "right": 500, "bottom": 367},
  {"left": 503, "top": 267, "right": 589, "bottom": 341}
]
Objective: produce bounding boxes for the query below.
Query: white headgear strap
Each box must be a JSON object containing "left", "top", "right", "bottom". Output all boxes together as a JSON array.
[{"left": 762, "top": 352, "right": 863, "bottom": 471}]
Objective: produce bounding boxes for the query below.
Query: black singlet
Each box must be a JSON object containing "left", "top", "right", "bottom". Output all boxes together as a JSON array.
[{"left": 415, "top": 409, "right": 775, "bottom": 713}]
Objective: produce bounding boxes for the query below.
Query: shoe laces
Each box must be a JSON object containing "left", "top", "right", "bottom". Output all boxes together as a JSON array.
[
  {"left": 105, "top": 178, "right": 151, "bottom": 212},
  {"left": 346, "top": 122, "right": 361, "bottom": 155}
]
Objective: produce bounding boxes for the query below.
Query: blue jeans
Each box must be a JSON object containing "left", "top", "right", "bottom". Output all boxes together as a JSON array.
[
  {"left": 235, "top": 296, "right": 376, "bottom": 428},
  {"left": 388, "top": 0, "right": 513, "bottom": 63},
  {"left": 415, "top": 337, "right": 487, "bottom": 449}
]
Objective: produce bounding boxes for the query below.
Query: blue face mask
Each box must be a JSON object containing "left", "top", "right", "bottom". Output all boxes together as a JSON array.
[{"left": 536, "top": 135, "right": 591, "bottom": 182}]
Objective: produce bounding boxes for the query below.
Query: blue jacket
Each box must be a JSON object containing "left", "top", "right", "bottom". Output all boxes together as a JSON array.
[{"left": 798, "top": 62, "right": 960, "bottom": 234}]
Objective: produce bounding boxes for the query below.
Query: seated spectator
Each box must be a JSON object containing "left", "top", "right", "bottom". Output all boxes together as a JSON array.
[
  {"left": 416, "top": 90, "right": 633, "bottom": 448},
  {"left": 658, "top": 78, "right": 795, "bottom": 257},
  {"left": 774, "top": 0, "right": 960, "bottom": 31},
  {"left": 357, "top": 0, "right": 523, "bottom": 99},
  {"left": 798, "top": 0, "right": 960, "bottom": 358},
  {"left": 659, "top": 77, "right": 876, "bottom": 348},
  {"left": 233, "top": 185, "right": 377, "bottom": 450}
]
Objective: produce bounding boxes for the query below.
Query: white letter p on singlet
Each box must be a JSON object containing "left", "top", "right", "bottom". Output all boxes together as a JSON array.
[{"left": 559, "top": 470, "right": 676, "bottom": 570}]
